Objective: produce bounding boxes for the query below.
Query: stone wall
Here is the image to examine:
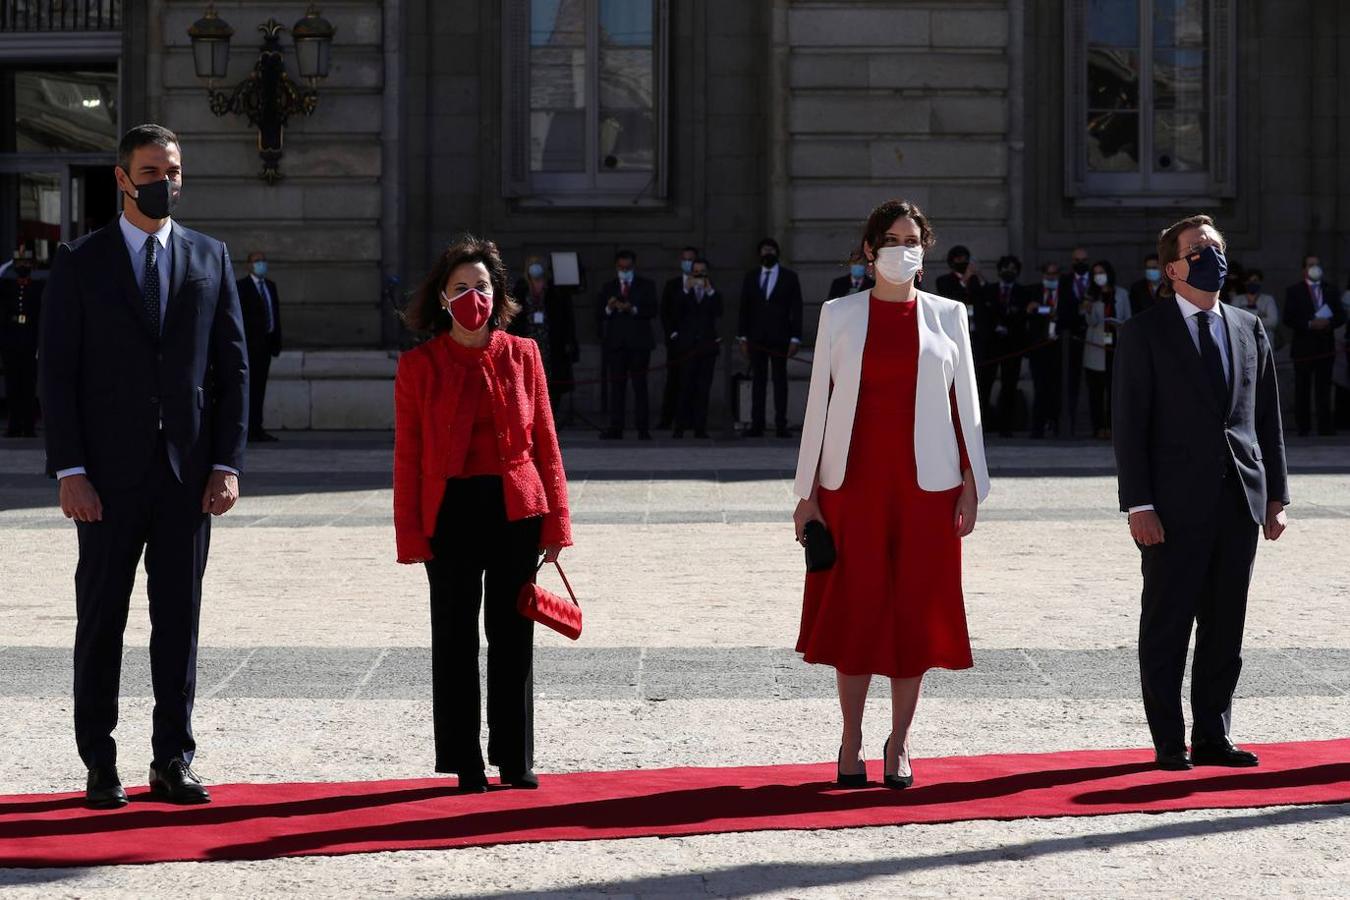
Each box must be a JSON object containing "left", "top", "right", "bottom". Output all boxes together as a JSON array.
[{"left": 145, "top": 0, "right": 391, "bottom": 348}]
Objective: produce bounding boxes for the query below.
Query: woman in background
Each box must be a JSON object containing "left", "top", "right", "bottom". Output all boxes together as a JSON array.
[
  {"left": 511, "top": 255, "right": 579, "bottom": 407},
  {"left": 1083, "top": 259, "right": 1131, "bottom": 441}
]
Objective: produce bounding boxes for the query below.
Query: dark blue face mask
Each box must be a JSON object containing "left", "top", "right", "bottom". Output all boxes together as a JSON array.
[{"left": 1183, "top": 245, "right": 1227, "bottom": 293}]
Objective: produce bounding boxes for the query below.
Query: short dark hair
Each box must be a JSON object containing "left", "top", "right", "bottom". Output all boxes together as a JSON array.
[
  {"left": 681, "top": 246, "right": 699, "bottom": 256},
  {"left": 859, "top": 199, "right": 937, "bottom": 259},
  {"left": 615, "top": 249, "right": 637, "bottom": 263},
  {"left": 996, "top": 254, "right": 1021, "bottom": 272},
  {"left": 947, "top": 244, "right": 971, "bottom": 265},
  {"left": 404, "top": 234, "right": 519, "bottom": 335},
  {"left": 247, "top": 251, "right": 266, "bottom": 262},
  {"left": 1143, "top": 253, "right": 1160, "bottom": 263},
  {"left": 691, "top": 257, "right": 710, "bottom": 270},
  {"left": 758, "top": 237, "right": 781, "bottom": 254},
  {"left": 117, "top": 124, "right": 179, "bottom": 171},
  {"left": 1041, "top": 261, "right": 1060, "bottom": 274},
  {"left": 1301, "top": 253, "right": 1319, "bottom": 268},
  {"left": 1246, "top": 267, "right": 1265, "bottom": 280}
]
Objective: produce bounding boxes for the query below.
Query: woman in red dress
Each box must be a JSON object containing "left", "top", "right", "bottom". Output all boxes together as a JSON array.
[
  {"left": 394, "top": 236, "right": 571, "bottom": 793},
  {"left": 793, "top": 200, "right": 990, "bottom": 789}
]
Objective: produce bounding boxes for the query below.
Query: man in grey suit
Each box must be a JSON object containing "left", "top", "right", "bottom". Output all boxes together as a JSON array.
[{"left": 1112, "top": 214, "right": 1289, "bottom": 772}]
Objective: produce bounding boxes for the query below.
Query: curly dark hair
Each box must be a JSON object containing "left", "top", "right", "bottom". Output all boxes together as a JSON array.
[
  {"left": 404, "top": 235, "right": 520, "bottom": 334},
  {"left": 859, "top": 199, "right": 937, "bottom": 259}
]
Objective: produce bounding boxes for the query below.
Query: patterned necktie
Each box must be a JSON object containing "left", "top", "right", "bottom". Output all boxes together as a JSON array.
[
  {"left": 143, "top": 235, "right": 161, "bottom": 336},
  {"left": 1195, "top": 311, "right": 1229, "bottom": 409}
]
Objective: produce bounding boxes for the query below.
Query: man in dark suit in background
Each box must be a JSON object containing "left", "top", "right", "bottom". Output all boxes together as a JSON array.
[
  {"left": 658, "top": 246, "right": 699, "bottom": 430},
  {"left": 737, "top": 237, "right": 803, "bottom": 438},
  {"left": 672, "top": 257, "right": 722, "bottom": 439},
  {"left": 979, "top": 255, "right": 1031, "bottom": 437},
  {"left": 1058, "top": 246, "right": 1092, "bottom": 436},
  {"left": 1, "top": 247, "right": 44, "bottom": 436},
  {"left": 1129, "top": 253, "right": 1164, "bottom": 316},
  {"left": 596, "top": 249, "right": 656, "bottom": 440},
  {"left": 1284, "top": 253, "right": 1345, "bottom": 436},
  {"left": 41, "top": 124, "right": 248, "bottom": 808},
  {"left": 1113, "top": 214, "right": 1288, "bottom": 773},
  {"left": 827, "top": 252, "right": 874, "bottom": 300},
  {"left": 237, "top": 250, "right": 282, "bottom": 443},
  {"left": 1027, "top": 262, "right": 1063, "bottom": 438}
]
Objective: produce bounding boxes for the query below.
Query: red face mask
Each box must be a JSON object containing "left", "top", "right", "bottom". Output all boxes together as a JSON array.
[{"left": 444, "top": 288, "right": 493, "bottom": 332}]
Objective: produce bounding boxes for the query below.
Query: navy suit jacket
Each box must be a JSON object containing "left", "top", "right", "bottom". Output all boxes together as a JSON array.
[
  {"left": 41, "top": 220, "right": 249, "bottom": 490},
  {"left": 1284, "top": 281, "right": 1347, "bottom": 361}
]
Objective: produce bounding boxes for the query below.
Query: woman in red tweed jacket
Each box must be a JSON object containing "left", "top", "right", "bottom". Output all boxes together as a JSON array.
[{"left": 394, "top": 235, "right": 571, "bottom": 794}]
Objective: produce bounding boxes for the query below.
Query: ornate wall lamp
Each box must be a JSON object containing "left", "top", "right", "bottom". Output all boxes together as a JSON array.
[{"left": 186, "top": 4, "right": 337, "bottom": 184}]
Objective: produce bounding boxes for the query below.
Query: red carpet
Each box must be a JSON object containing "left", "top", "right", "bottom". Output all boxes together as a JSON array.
[{"left": 2, "top": 738, "right": 1348, "bottom": 867}]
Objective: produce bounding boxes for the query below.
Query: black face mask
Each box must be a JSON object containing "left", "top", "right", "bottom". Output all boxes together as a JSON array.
[
  {"left": 1072, "top": 260, "right": 1089, "bottom": 275},
  {"left": 950, "top": 259, "right": 969, "bottom": 272},
  {"left": 760, "top": 253, "right": 778, "bottom": 269},
  {"left": 125, "top": 176, "right": 180, "bottom": 220},
  {"left": 999, "top": 269, "right": 1018, "bottom": 283}
]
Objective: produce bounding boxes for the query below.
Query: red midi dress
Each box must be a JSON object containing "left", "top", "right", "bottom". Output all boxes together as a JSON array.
[{"left": 796, "top": 295, "right": 974, "bottom": 678}]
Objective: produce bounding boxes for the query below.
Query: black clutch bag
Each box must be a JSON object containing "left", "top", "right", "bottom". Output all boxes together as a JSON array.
[{"left": 803, "top": 520, "right": 837, "bottom": 572}]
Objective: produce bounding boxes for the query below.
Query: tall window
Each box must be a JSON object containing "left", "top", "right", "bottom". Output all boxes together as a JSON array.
[
  {"left": 503, "top": 0, "right": 668, "bottom": 205},
  {"left": 1066, "top": 0, "right": 1234, "bottom": 200}
]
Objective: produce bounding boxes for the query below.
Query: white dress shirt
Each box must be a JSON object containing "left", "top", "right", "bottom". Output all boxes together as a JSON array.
[{"left": 1127, "top": 296, "right": 1229, "bottom": 515}]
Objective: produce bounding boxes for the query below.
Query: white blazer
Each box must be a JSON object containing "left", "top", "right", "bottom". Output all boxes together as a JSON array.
[{"left": 793, "top": 289, "right": 990, "bottom": 502}]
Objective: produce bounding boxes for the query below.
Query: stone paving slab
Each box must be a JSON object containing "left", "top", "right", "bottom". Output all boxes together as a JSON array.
[{"left": 1, "top": 645, "right": 1346, "bottom": 701}]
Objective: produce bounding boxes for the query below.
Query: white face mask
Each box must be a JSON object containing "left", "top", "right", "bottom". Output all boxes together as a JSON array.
[
  {"left": 1307, "top": 265, "right": 1324, "bottom": 282},
  {"left": 1093, "top": 273, "right": 1109, "bottom": 287},
  {"left": 873, "top": 245, "right": 924, "bottom": 285}
]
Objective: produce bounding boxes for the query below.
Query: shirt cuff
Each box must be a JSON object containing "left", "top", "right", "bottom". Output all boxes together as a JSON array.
[
  {"left": 213, "top": 465, "right": 240, "bottom": 476},
  {"left": 790, "top": 337, "right": 801, "bottom": 344},
  {"left": 56, "top": 466, "right": 87, "bottom": 479},
  {"left": 1127, "top": 504, "right": 1155, "bottom": 514}
]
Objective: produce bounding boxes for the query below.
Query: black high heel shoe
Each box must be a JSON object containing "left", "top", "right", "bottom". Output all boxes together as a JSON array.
[
  {"left": 882, "top": 736, "right": 913, "bottom": 790},
  {"left": 836, "top": 744, "right": 868, "bottom": 788},
  {"left": 457, "top": 770, "right": 489, "bottom": 794}
]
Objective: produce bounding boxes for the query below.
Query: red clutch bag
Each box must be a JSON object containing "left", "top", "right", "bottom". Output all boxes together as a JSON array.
[{"left": 517, "top": 561, "right": 582, "bottom": 641}]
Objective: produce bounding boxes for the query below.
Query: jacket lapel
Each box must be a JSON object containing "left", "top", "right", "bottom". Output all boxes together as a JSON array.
[
  {"left": 105, "top": 223, "right": 154, "bottom": 339},
  {"left": 162, "top": 228, "right": 193, "bottom": 337},
  {"left": 1162, "top": 299, "right": 1219, "bottom": 415},
  {"left": 1223, "top": 306, "right": 1249, "bottom": 418}
]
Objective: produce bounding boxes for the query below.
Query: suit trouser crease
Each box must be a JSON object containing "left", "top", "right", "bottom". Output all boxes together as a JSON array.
[
  {"left": 73, "top": 440, "right": 208, "bottom": 770},
  {"left": 659, "top": 341, "right": 682, "bottom": 426},
  {"left": 1293, "top": 358, "right": 1333, "bottom": 432},
  {"left": 2, "top": 348, "right": 38, "bottom": 431},
  {"left": 750, "top": 344, "right": 789, "bottom": 429},
  {"left": 248, "top": 348, "right": 272, "bottom": 434},
  {"left": 605, "top": 347, "right": 651, "bottom": 432},
  {"left": 677, "top": 349, "right": 716, "bottom": 431},
  {"left": 425, "top": 476, "right": 541, "bottom": 775},
  {"left": 1029, "top": 345, "right": 1061, "bottom": 432},
  {"left": 1137, "top": 477, "right": 1258, "bottom": 752}
]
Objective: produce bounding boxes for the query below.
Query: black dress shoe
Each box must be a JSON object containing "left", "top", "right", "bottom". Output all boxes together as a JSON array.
[
  {"left": 501, "top": 769, "right": 540, "bottom": 789},
  {"left": 249, "top": 430, "right": 279, "bottom": 443},
  {"left": 671, "top": 428, "right": 684, "bottom": 439},
  {"left": 694, "top": 430, "right": 711, "bottom": 439},
  {"left": 882, "top": 736, "right": 914, "bottom": 790},
  {"left": 599, "top": 429, "right": 623, "bottom": 440},
  {"left": 776, "top": 427, "right": 793, "bottom": 439},
  {"left": 457, "top": 770, "right": 489, "bottom": 793},
  {"left": 638, "top": 430, "right": 653, "bottom": 441},
  {"left": 149, "top": 759, "right": 211, "bottom": 804},
  {"left": 86, "top": 767, "right": 128, "bottom": 809},
  {"left": 836, "top": 745, "right": 868, "bottom": 788},
  {"left": 744, "top": 427, "right": 765, "bottom": 438},
  {"left": 1190, "top": 741, "right": 1259, "bottom": 767},
  {"left": 1155, "top": 750, "right": 1193, "bottom": 771}
]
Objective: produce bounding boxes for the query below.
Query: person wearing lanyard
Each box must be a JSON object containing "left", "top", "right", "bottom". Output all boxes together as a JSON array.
[
  {"left": 1026, "top": 262, "right": 1063, "bottom": 438},
  {"left": 1082, "top": 260, "right": 1131, "bottom": 440},
  {"left": 1285, "top": 254, "right": 1345, "bottom": 436},
  {"left": 1, "top": 247, "right": 44, "bottom": 437}
]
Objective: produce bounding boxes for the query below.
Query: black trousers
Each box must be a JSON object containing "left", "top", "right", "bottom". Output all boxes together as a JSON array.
[
  {"left": 658, "top": 340, "right": 682, "bottom": 428},
  {"left": 1028, "top": 343, "right": 1061, "bottom": 434},
  {"left": 1137, "top": 475, "right": 1260, "bottom": 754},
  {"left": 605, "top": 347, "right": 651, "bottom": 433},
  {"left": 677, "top": 348, "right": 717, "bottom": 432},
  {"left": 1293, "top": 357, "right": 1334, "bottom": 434},
  {"left": 1085, "top": 367, "right": 1111, "bottom": 433},
  {"left": 750, "top": 342, "right": 789, "bottom": 430},
  {"left": 73, "top": 438, "right": 210, "bottom": 770},
  {"left": 1061, "top": 338, "right": 1085, "bottom": 436},
  {"left": 424, "top": 476, "right": 542, "bottom": 776},
  {"left": 2, "top": 346, "right": 38, "bottom": 434},
  {"left": 248, "top": 348, "right": 272, "bottom": 436},
  {"left": 991, "top": 356, "right": 1023, "bottom": 433}
]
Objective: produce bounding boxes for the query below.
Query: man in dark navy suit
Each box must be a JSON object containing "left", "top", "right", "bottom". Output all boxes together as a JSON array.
[
  {"left": 736, "top": 237, "right": 803, "bottom": 438},
  {"left": 237, "top": 250, "right": 283, "bottom": 442},
  {"left": 596, "top": 248, "right": 657, "bottom": 439},
  {"left": 41, "top": 124, "right": 248, "bottom": 808},
  {"left": 1284, "top": 253, "right": 1346, "bottom": 436},
  {"left": 1113, "top": 214, "right": 1288, "bottom": 772}
]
